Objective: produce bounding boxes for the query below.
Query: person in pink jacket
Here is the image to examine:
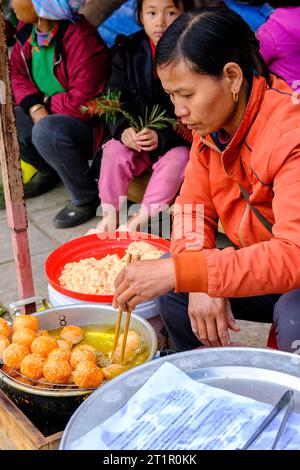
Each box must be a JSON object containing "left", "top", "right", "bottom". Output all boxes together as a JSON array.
[
  {"left": 11, "top": 0, "right": 110, "bottom": 228},
  {"left": 257, "top": 1, "right": 300, "bottom": 88}
]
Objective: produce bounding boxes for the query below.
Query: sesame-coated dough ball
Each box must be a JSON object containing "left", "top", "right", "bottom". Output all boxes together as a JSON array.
[
  {"left": 57, "top": 339, "right": 72, "bottom": 351},
  {"left": 114, "top": 330, "right": 144, "bottom": 364},
  {"left": 12, "top": 327, "right": 37, "bottom": 348},
  {"left": 16, "top": 376, "right": 34, "bottom": 386},
  {"left": 102, "top": 363, "right": 125, "bottom": 381},
  {"left": 43, "top": 359, "right": 72, "bottom": 384},
  {"left": 0, "top": 318, "right": 11, "bottom": 337},
  {"left": 39, "top": 330, "right": 49, "bottom": 337},
  {"left": 73, "top": 360, "right": 104, "bottom": 388},
  {"left": 31, "top": 336, "right": 58, "bottom": 357},
  {"left": 1, "top": 364, "right": 17, "bottom": 377},
  {"left": 20, "top": 353, "right": 45, "bottom": 380},
  {"left": 13, "top": 315, "right": 38, "bottom": 332},
  {"left": 48, "top": 348, "right": 71, "bottom": 362},
  {"left": 0, "top": 335, "right": 10, "bottom": 360},
  {"left": 3, "top": 343, "right": 30, "bottom": 370},
  {"left": 72, "top": 343, "right": 97, "bottom": 354},
  {"left": 60, "top": 325, "right": 84, "bottom": 345},
  {"left": 70, "top": 349, "right": 96, "bottom": 369}
]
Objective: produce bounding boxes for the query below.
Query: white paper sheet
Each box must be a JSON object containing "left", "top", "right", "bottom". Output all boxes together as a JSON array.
[{"left": 70, "top": 362, "right": 300, "bottom": 450}]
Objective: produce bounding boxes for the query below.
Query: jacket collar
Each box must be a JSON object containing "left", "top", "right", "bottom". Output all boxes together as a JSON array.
[{"left": 200, "top": 75, "right": 268, "bottom": 159}]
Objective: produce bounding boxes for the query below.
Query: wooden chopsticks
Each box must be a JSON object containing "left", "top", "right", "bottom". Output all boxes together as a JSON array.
[
  {"left": 111, "top": 253, "right": 141, "bottom": 365},
  {"left": 119, "top": 304, "right": 132, "bottom": 365},
  {"left": 111, "top": 253, "right": 132, "bottom": 361}
]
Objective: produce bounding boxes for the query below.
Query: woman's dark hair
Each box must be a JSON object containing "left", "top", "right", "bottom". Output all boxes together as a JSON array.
[
  {"left": 235, "top": 1, "right": 265, "bottom": 5},
  {"left": 194, "top": 0, "right": 227, "bottom": 6},
  {"left": 268, "top": 1, "right": 300, "bottom": 7},
  {"left": 135, "top": 0, "right": 195, "bottom": 25},
  {"left": 155, "top": 8, "right": 271, "bottom": 85}
]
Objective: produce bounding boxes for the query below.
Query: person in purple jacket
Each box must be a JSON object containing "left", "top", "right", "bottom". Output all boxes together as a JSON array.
[
  {"left": 257, "top": 1, "right": 300, "bottom": 88},
  {"left": 10, "top": 0, "right": 110, "bottom": 228}
]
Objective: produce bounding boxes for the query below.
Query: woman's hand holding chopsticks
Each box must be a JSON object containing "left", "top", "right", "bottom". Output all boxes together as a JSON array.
[{"left": 113, "top": 258, "right": 175, "bottom": 311}]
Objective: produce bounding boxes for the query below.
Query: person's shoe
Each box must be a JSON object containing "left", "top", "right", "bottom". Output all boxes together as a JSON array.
[
  {"left": 24, "top": 172, "right": 60, "bottom": 199},
  {"left": 53, "top": 200, "right": 100, "bottom": 229}
]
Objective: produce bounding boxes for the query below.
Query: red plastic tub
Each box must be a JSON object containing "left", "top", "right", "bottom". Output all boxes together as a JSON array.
[{"left": 45, "top": 232, "right": 170, "bottom": 303}]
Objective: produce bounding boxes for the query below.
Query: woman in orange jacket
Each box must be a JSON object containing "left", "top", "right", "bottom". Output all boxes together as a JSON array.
[{"left": 113, "top": 7, "right": 300, "bottom": 353}]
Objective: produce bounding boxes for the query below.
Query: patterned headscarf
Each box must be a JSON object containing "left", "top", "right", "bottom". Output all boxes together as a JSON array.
[{"left": 31, "top": 0, "right": 86, "bottom": 21}]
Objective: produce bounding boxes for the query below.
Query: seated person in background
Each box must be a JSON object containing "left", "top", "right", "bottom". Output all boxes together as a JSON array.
[
  {"left": 96, "top": 0, "right": 193, "bottom": 233},
  {"left": 113, "top": 8, "right": 300, "bottom": 354},
  {"left": 257, "top": 1, "right": 300, "bottom": 88},
  {"left": 98, "top": 0, "right": 141, "bottom": 48},
  {"left": 4, "top": 0, "right": 17, "bottom": 46},
  {"left": 10, "top": 0, "right": 110, "bottom": 228}
]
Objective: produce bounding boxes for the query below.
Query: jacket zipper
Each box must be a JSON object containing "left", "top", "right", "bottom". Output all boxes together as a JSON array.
[
  {"left": 221, "top": 152, "right": 249, "bottom": 248},
  {"left": 18, "top": 39, "right": 35, "bottom": 86},
  {"left": 53, "top": 53, "right": 62, "bottom": 75}
]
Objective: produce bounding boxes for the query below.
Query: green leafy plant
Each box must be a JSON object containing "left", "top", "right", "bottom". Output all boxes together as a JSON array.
[{"left": 82, "top": 90, "right": 178, "bottom": 132}]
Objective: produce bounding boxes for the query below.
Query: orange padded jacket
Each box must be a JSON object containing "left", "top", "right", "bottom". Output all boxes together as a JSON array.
[{"left": 171, "top": 74, "right": 300, "bottom": 297}]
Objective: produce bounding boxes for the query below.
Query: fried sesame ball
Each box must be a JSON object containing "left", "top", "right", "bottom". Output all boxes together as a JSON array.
[
  {"left": 39, "top": 330, "right": 49, "bottom": 336},
  {"left": 15, "top": 376, "right": 34, "bottom": 387},
  {"left": 12, "top": 327, "right": 37, "bottom": 348},
  {"left": 72, "top": 343, "right": 97, "bottom": 354},
  {"left": 70, "top": 349, "right": 96, "bottom": 369},
  {"left": 116, "top": 330, "right": 142, "bottom": 350},
  {"left": 31, "top": 335, "right": 58, "bottom": 357},
  {"left": 57, "top": 339, "right": 72, "bottom": 351},
  {"left": 0, "top": 334, "right": 10, "bottom": 360},
  {"left": 114, "top": 330, "right": 144, "bottom": 363},
  {"left": 1, "top": 364, "right": 18, "bottom": 378},
  {"left": 0, "top": 318, "right": 11, "bottom": 337},
  {"left": 35, "top": 381, "right": 53, "bottom": 389},
  {"left": 102, "top": 363, "right": 125, "bottom": 381},
  {"left": 20, "top": 353, "right": 45, "bottom": 380},
  {"left": 48, "top": 348, "right": 71, "bottom": 362},
  {"left": 60, "top": 325, "right": 84, "bottom": 345},
  {"left": 43, "top": 359, "right": 72, "bottom": 384},
  {"left": 13, "top": 315, "right": 38, "bottom": 332},
  {"left": 72, "top": 360, "right": 104, "bottom": 388},
  {"left": 3, "top": 343, "right": 30, "bottom": 370}
]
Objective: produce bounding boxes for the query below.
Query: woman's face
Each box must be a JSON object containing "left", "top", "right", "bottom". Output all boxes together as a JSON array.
[
  {"left": 140, "top": 0, "right": 185, "bottom": 46},
  {"left": 12, "top": 0, "right": 38, "bottom": 23},
  {"left": 157, "top": 59, "right": 241, "bottom": 136}
]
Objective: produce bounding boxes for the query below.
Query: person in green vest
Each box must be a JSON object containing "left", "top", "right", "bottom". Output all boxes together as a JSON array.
[{"left": 10, "top": 0, "right": 110, "bottom": 228}]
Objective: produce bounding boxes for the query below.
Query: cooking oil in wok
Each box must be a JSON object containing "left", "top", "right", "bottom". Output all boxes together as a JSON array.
[{"left": 49, "top": 323, "right": 150, "bottom": 369}]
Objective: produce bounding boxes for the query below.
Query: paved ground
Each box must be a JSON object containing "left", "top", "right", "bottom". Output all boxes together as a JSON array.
[{"left": 0, "top": 182, "right": 271, "bottom": 348}]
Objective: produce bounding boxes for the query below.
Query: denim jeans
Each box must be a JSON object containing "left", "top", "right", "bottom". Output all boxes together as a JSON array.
[
  {"left": 15, "top": 107, "right": 98, "bottom": 205},
  {"left": 154, "top": 289, "right": 300, "bottom": 353}
]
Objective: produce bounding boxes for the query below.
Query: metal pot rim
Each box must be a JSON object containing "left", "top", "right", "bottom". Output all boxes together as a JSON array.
[{"left": 0, "top": 303, "right": 158, "bottom": 397}]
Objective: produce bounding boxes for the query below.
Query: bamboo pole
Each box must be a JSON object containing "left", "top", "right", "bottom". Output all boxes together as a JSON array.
[
  {"left": 0, "top": 4, "right": 35, "bottom": 312},
  {"left": 80, "top": 0, "right": 127, "bottom": 28}
]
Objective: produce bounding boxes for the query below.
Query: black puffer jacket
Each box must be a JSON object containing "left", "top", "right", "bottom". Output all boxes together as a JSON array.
[{"left": 106, "top": 30, "right": 190, "bottom": 159}]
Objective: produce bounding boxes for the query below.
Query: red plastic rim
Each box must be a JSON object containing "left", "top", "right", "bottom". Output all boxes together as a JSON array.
[{"left": 45, "top": 231, "right": 170, "bottom": 303}]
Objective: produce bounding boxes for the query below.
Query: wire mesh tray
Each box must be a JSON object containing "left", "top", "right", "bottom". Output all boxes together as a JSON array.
[{"left": 0, "top": 363, "right": 99, "bottom": 392}]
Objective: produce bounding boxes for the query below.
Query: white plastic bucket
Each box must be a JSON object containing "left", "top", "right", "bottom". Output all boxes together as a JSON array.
[{"left": 48, "top": 284, "right": 158, "bottom": 320}]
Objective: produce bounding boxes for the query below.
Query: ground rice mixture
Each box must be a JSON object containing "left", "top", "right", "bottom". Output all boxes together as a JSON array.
[{"left": 59, "top": 241, "right": 163, "bottom": 295}]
